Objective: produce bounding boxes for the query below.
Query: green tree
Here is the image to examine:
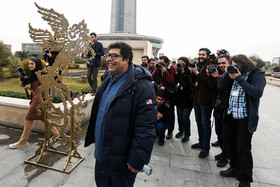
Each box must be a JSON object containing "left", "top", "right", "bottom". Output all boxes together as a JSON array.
[
  {"left": 249, "top": 54, "right": 265, "bottom": 69},
  {"left": 8, "top": 56, "right": 21, "bottom": 77},
  {"left": 15, "top": 50, "right": 29, "bottom": 61},
  {"left": 0, "top": 41, "right": 12, "bottom": 78}
]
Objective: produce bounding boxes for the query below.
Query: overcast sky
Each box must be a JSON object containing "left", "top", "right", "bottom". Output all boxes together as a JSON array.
[{"left": 1, "top": 0, "right": 279, "bottom": 61}]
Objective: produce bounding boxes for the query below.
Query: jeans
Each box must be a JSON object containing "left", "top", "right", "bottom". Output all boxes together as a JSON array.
[
  {"left": 95, "top": 160, "right": 137, "bottom": 187},
  {"left": 215, "top": 118, "right": 228, "bottom": 159},
  {"left": 226, "top": 115, "right": 253, "bottom": 182},
  {"left": 87, "top": 66, "right": 100, "bottom": 92},
  {"left": 157, "top": 121, "right": 170, "bottom": 141},
  {"left": 193, "top": 99, "right": 213, "bottom": 152},
  {"left": 176, "top": 106, "right": 193, "bottom": 137}
]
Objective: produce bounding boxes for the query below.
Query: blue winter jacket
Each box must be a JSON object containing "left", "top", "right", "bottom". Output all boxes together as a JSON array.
[
  {"left": 84, "top": 64, "right": 157, "bottom": 174},
  {"left": 218, "top": 70, "right": 266, "bottom": 133}
]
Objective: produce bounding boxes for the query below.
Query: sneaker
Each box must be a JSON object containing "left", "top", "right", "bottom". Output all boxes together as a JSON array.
[
  {"left": 9, "top": 142, "right": 26, "bottom": 149},
  {"left": 214, "top": 152, "right": 223, "bottom": 160},
  {"left": 217, "top": 157, "right": 228, "bottom": 167},
  {"left": 166, "top": 133, "right": 173, "bottom": 140},
  {"left": 191, "top": 143, "right": 201, "bottom": 149},
  {"left": 175, "top": 132, "right": 183, "bottom": 138},
  {"left": 211, "top": 140, "right": 219, "bottom": 147},
  {"left": 238, "top": 181, "right": 251, "bottom": 187},
  {"left": 181, "top": 136, "right": 190, "bottom": 143},
  {"left": 198, "top": 150, "right": 209, "bottom": 158},
  {"left": 219, "top": 167, "right": 238, "bottom": 178},
  {"left": 158, "top": 139, "right": 165, "bottom": 146}
]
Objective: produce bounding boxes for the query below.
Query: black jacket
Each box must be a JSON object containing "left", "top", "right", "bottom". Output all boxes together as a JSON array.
[
  {"left": 174, "top": 68, "right": 193, "bottom": 108},
  {"left": 84, "top": 64, "right": 157, "bottom": 173},
  {"left": 89, "top": 41, "right": 104, "bottom": 67}
]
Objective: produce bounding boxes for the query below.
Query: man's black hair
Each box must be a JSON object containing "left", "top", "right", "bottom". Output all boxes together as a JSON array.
[
  {"left": 148, "top": 59, "right": 155, "bottom": 63},
  {"left": 199, "top": 48, "right": 211, "bottom": 56},
  {"left": 108, "top": 42, "right": 133, "bottom": 64},
  {"left": 159, "top": 56, "right": 170, "bottom": 63},
  {"left": 156, "top": 89, "right": 166, "bottom": 99},
  {"left": 90, "top": 32, "right": 97, "bottom": 37},
  {"left": 141, "top": 56, "right": 149, "bottom": 60},
  {"left": 217, "top": 54, "right": 230, "bottom": 61}
]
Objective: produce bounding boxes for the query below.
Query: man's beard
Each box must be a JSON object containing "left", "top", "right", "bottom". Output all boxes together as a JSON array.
[{"left": 198, "top": 57, "right": 207, "bottom": 63}]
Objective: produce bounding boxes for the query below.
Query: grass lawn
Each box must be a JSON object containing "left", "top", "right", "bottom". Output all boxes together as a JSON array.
[{"left": 0, "top": 72, "right": 103, "bottom": 95}]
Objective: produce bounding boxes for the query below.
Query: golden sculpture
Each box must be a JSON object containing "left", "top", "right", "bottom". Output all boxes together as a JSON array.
[{"left": 24, "top": 3, "right": 91, "bottom": 173}]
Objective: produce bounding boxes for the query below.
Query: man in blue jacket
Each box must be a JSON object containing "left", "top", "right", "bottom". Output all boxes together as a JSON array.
[
  {"left": 87, "top": 32, "right": 104, "bottom": 95},
  {"left": 218, "top": 54, "right": 266, "bottom": 187},
  {"left": 84, "top": 41, "right": 157, "bottom": 186}
]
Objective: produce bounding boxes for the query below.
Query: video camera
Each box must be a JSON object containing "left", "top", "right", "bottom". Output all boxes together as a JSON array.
[
  {"left": 43, "top": 48, "right": 49, "bottom": 54},
  {"left": 177, "top": 63, "right": 185, "bottom": 68},
  {"left": 188, "top": 61, "right": 196, "bottom": 68},
  {"left": 17, "top": 67, "right": 29, "bottom": 86},
  {"left": 156, "top": 62, "right": 165, "bottom": 69},
  {"left": 227, "top": 64, "right": 239, "bottom": 74},
  {"left": 207, "top": 64, "right": 219, "bottom": 73}
]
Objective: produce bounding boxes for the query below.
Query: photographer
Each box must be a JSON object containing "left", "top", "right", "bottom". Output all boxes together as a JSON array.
[
  {"left": 189, "top": 48, "right": 214, "bottom": 158},
  {"left": 152, "top": 56, "right": 176, "bottom": 139},
  {"left": 9, "top": 57, "right": 60, "bottom": 149},
  {"left": 218, "top": 54, "right": 266, "bottom": 187},
  {"left": 43, "top": 49, "right": 59, "bottom": 66},
  {"left": 174, "top": 57, "right": 193, "bottom": 142},
  {"left": 156, "top": 90, "right": 174, "bottom": 146},
  {"left": 87, "top": 32, "right": 104, "bottom": 96},
  {"left": 207, "top": 54, "right": 230, "bottom": 167}
]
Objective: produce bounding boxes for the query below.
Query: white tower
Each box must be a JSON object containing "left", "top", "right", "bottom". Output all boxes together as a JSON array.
[{"left": 110, "top": 0, "right": 136, "bottom": 34}]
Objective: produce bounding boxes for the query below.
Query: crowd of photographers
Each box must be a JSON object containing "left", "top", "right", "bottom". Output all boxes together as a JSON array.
[{"left": 141, "top": 48, "right": 266, "bottom": 187}]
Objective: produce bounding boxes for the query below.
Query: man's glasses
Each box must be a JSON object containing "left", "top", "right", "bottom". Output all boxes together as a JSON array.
[{"left": 106, "top": 53, "right": 122, "bottom": 60}]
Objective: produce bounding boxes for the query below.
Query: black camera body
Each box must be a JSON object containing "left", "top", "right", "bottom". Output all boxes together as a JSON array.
[
  {"left": 17, "top": 67, "right": 26, "bottom": 77},
  {"left": 156, "top": 62, "right": 165, "bottom": 69},
  {"left": 17, "top": 67, "right": 29, "bottom": 86},
  {"left": 227, "top": 64, "right": 239, "bottom": 74},
  {"left": 207, "top": 64, "right": 218, "bottom": 73},
  {"left": 188, "top": 62, "right": 196, "bottom": 68},
  {"left": 219, "top": 49, "right": 228, "bottom": 55},
  {"left": 177, "top": 63, "right": 185, "bottom": 68},
  {"left": 44, "top": 48, "right": 49, "bottom": 53},
  {"left": 209, "top": 54, "right": 217, "bottom": 63}
]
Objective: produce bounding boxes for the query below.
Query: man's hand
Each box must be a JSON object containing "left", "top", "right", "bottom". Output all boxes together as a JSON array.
[
  {"left": 157, "top": 112, "right": 163, "bottom": 119},
  {"left": 128, "top": 164, "right": 140, "bottom": 173},
  {"left": 189, "top": 64, "right": 198, "bottom": 74},
  {"left": 161, "top": 66, "right": 167, "bottom": 72},
  {"left": 211, "top": 68, "right": 219, "bottom": 78}
]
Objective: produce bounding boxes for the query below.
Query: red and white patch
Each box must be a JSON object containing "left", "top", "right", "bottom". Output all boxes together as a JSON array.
[{"left": 146, "top": 99, "right": 153, "bottom": 105}]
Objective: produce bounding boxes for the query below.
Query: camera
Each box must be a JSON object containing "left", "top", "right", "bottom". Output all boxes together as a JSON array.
[
  {"left": 219, "top": 49, "right": 228, "bottom": 55},
  {"left": 188, "top": 61, "right": 196, "bottom": 68},
  {"left": 177, "top": 63, "right": 185, "bottom": 68},
  {"left": 209, "top": 54, "right": 216, "bottom": 63},
  {"left": 156, "top": 62, "right": 165, "bottom": 69},
  {"left": 87, "top": 50, "right": 92, "bottom": 58},
  {"left": 227, "top": 64, "right": 239, "bottom": 74},
  {"left": 207, "top": 64, "right": 218, "bottom": 73},
  {"left": 44, "top": 48, "right": 49, "bottom": 53},
  {"left": 17, "top": 67, "right": 29, "bottom": 86},
  {"left": 17, "top": 67, "right": 26, "bottom": 77}
]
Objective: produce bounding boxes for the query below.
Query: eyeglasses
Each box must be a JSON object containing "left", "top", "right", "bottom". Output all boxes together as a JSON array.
[{"left": 106, "top": 53, "right": 122, "bottom": 60}]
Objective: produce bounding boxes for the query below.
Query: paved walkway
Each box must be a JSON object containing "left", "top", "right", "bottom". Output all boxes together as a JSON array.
[{"left": 0, "top": 84, "right": 279, "bottom": 187}]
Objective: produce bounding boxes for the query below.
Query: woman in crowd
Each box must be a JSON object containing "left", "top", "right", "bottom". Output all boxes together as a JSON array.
[{"left": 9, "top": 57, "right": 59, "bottom": 149}]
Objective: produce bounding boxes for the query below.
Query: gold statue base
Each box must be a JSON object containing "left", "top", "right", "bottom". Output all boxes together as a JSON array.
[{"left": 24, "top": 147, "right": 84, "bottom": 174}]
